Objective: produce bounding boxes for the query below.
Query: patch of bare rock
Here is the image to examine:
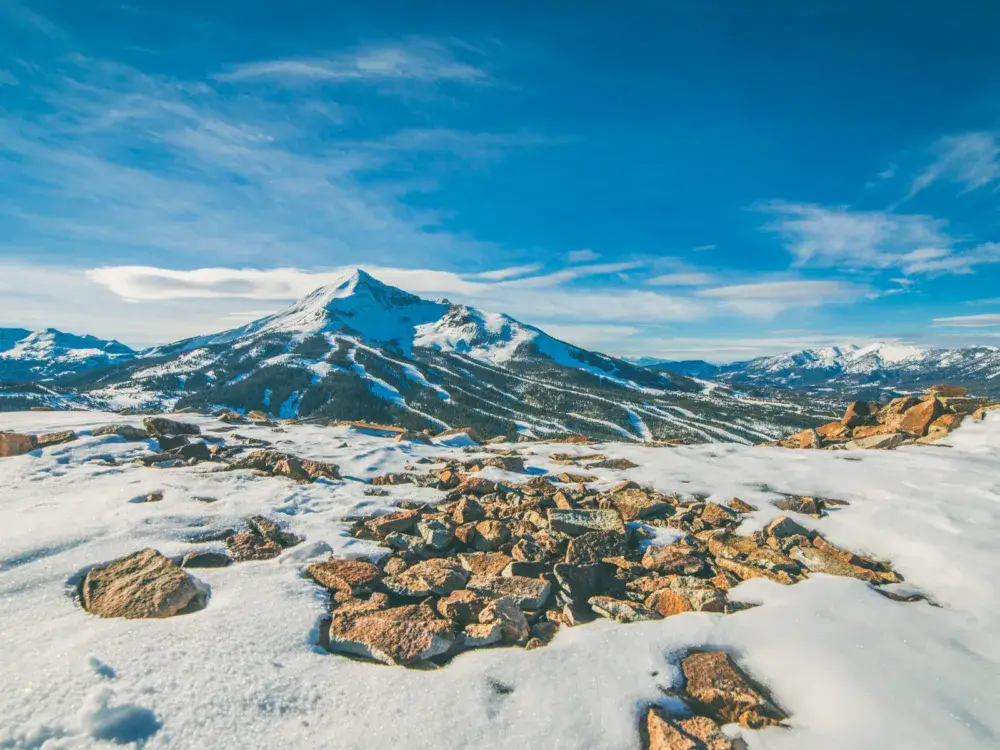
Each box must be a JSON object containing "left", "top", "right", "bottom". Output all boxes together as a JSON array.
[{"left": 762, "top": 385, "right": 998, "bottom": 451}]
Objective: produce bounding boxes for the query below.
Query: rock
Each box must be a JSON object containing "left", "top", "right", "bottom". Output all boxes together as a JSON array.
[
  {"left": 774, "top": 495, "right": 823, "bottom": 517},
  {"left": 502, "top": 561, "right": 549, "bottom": 578},
  {"left": 93, "top": 424, "right": 149, "bottom": 441},
  {"left": 306, "top": 558, "right": 382, "bottom": 596},
  {"left": 436, "top": 590, "right": 488, "bottom": 623},
  {"left": 157, "top": 434, "right": 189, "bottom": 451},
  {"left": 851, "top": 423, "right": 898, "bottom": 439},
  {"left": 248, "top": 516, "right": 302, "bottom": 548},
  {"left": 393, "top": 430, "right": 432, "bottom": 444},
  {"left": 82, "top": 549, "right": 199, "bottom": 619},
  {"left": 458, "top": 552, "right": 513, "bottom": 576},
  {"left": 547, "top": 509, "right": 624, "bottom": 536},
  {"left": 140, "top": 491, "right": 164, "bottom": 503},
  {"left": 841, "top": 400, "right": 873, "bottom": 428},
  {"left": 416, "top": 518, "right": 454, "bottom": 550},
  {"left": 228, "top": 449, "right": 340, "bottom": 481},
  {"left": 383, "top": 558, "right": 469, "bottom": 597},
  {"left": 588, "top": 595, "right": 660, "bottom": 623},
  {"left": 366, "top": 509, "right": 420, "bottom": 537},
  {"left": 453, "top": 497, "right": 487, "bottom": 525},
  {"left": 925, "top": 413, "right": 963, "bottom": 441},
  {"left": 700, "top": 503, "right": 738, "bottom": 529},
  {"left": 646, "top": 707, "right": 699, "bottom": 750},
  {"left": 459, "top": 621, "right": 503, "bottom": 648},
  {"left": 641, "top": 544, "right": 711, "bottom": 576},
  {"left": 36, "top": 430, "right": 77, "bottom": 447},
  {"left": 371, "top": 472, "right": 415, "bottom": 486},
  {"left": 565, "top": 530, "right": 627, "bottom": 565},
  {"left": 472, "top": 520, "right": 509, "bottom": 551},
  {"left": 467, "top": 575, "right": 552, "bottom": 609},
  {"left": 174, "top": 441, "right": 212, "bottom": 461},
  {"left": 877, "top": 396, "right": 920, "bottom": 427},
  {"left": 479, "top": 597, "right": 530, "bottom": 643},
  {"left": 181, "top": 551, "right": 232, "bottom": 568},
  {"left": 677, "top": 716, "right": 736, "bottom": 750},
  {"left": 845, "top": 432, "right": 906, "bottom": 450},
  {"left": 384, "top": 532, "right": 429, "bottom": 556},
  {"left": 765, "top": 515, "right": 813, "bottom": 539},
  {"left": 142, "top": 417, "right": 201, "bottom": 438},
  {"left": 553, "top": 563, "right": 608, "bottom": 603},
  {"left": 449, "top": 477, "right": 499, "bottom": 498},
  {"left": 332, "top": 592, "right": 389, "bottom": 614},
  {"left": 609, "top": 488, "right": 671, "bottom": 520},
  {"left": 586, "top": 457, "right": 639, "bottom": 470},
  {"left": 928, "top": 384, "right": 967, "bottom": 397},
  {"left": 327, "top": 603, "right": 455, "bottom": 666},
  {"left": 557, "top": 472, "right": 597, "bottom": 484},
  {"left": 680, "top": 651, "right": 786, "bottom": 728},
  {"left": 0, "top": 432, "right": 37, "bottom": 457},
  {"left": 816, "top": 421, "right": 851, "bottom": 441},
  {"left": 938, "top": 396, "right": 988, "bottom": 416},
  {"left": 896, "top": 397, "right": 944, "bottom": 437},
  {"left": 644, "top": 588, "right": 694, "bottom": 617},
  {"left": 790, "top": 538, "right": 900, "bottom": 584},
  {"left": 728, "top": 498, "right": 756, "bottom": 513},
  {"left": 782, "top": 428, "right": 821, "bottom": 449},
  {"left": 225, "top": 532, "right": 283, "bottom": 561}
]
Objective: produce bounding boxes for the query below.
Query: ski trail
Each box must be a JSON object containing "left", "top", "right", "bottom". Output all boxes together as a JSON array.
[
  {"left": 624, "top": 407, "right": 652, "bottom": 441},
  {"left": 351, "top": 340, "right": 452, "bottom": 402},
  {"left": 347, "top": 347, "right": 449, "bottom": 429}
]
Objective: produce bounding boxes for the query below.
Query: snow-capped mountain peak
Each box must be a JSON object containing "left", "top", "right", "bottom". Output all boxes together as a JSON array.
[{"left": 0, "top": 327, "right": 135, "bottom": 382}]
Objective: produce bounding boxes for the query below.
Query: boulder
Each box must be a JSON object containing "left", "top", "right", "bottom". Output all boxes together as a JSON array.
[
  {"left": 416, "top": 518, "right": 454, "bottom": 550},
  {"left": 588, "top": 596, "right": 660, "bottom": 623},
  {"left": 680, "top": 651, "right": 786, "bottom": 728},
  {"left": 92, "top": 424, "right": 149, "bottom": 441},
  {"left": 841, "top": 401, "right": 873, "bottom": 428},
  {"left": 142, "top": 417, "right": 201, "bottom": 438},
  {"left": 181, "top": 551, "right": 232, "bottom": 568},
  {"left": 609, "top": 488, "right": 671, "bottom": 520},
  {"left": 700, "top": 503, "right": 738, "bottom": 529},
  {"left": 646, "top": 708, "right": 736, "bottom": 750},
  {"left": 774, "top": 495, "right": 823, "bottom": 518},
  {"left": 565, "top": 530, "right": 628, "bottom": 565},
  {"left": 436, "top": 590, "right": 488, "bottom": 624},
  {"left": 459, "top": 621, "right": 503, "bottom": 648},
  {"left": 642, "top": 544, "right": 711, "bottom": 576},
  {"left": 782, "top": 428, "right": 821, "bottom": 449},
  {"left": 851, "top": 424, "right": 898, "bottom": 440},
  {"left": 0, "top": 433, "right": 38, "bottom": 457},
  {"left": 225, "top": 532, "right": 283, "bottom": 562},
  {"left": 327, "top": 603, "right": 454, "bottom": 666},
  {"left": 547, "top": 508, "right": 625, "bottom": 536},
  {"left": 82, "top": 549, "right": 199, "bottom": 619},
  {"left": 586, "top": 457, "right": 639, "bottom": 470},
  {"left": 765, "top": 515, "right": 813, "bottom": 539},
  {"left": 472, "top": 520, "right": 509, "bottom": 551},
  {"left": 366, "top": 509, "right": 419, "bottom": 537},
  {"left": 306, "top": 558, "right": 382, "bottom": 596},
  {"left": 816, "top": 421, "right": 851, "bottom": 441},
  {"left": 478, "top": 597, "right": 530, "bottom": 643},
  {"left": 453, "top": 497, "right": 487, "bottom": 525},
  {"left": 458, "top": 552, "right": 513, "bottom": 576},
  {"left": 383, "top": 558, "right": 469, "bottom": 598},
  {"left": 466, "top": 575, "right": 551, "bottom": 609},
  {"left": 877, "top": 396, "right": 920, "bottom": 427},
  {"left": 557, "top": 472, "right": 597, "bottom": 484},
  {"left": 845, "top": 432, "right": 906, "bottom": 450},
  {"left": 36, "top": 430, "right": 77, "bottom": 447},
  {"left": 925, "top": 413, "right": 963, "bottom": 441},
  {"left": 896, "top": 398, "right": 944, "bottom": 437},
  {"left": 553, "top": 562, "right": 609, "bottom": 603}
]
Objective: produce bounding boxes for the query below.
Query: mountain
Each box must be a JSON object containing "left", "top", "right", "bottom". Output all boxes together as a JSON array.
[
  {"left": 647, "top": 342, "right": 1000, "bottom": 398},
  {"left": 40, "top": 270, "right": 821, "bottom": 442},
  {"left": 0, "top": 328, "right": 135, "bottom": 383}
]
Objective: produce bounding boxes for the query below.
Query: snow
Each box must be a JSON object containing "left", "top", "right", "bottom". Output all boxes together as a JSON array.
[{"left": 1, "top": 412, "right": 999, "bottom": 749}]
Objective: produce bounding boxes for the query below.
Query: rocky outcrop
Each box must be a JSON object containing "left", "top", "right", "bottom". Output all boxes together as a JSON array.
[
  {"left": 0, "top": 432, "right": 37, "bottom": 457},
  {"left": 327, "top": 603, "right": 454, "bottom": 666},
  {"left": 142, "top": 417, "right": 201, "bottom": 438},
  {"left": 82, "top": 549, "right": 200, "bottom": 619},
  {"left": 225, "top": 516, "right": 302, "bottom": 562},
  {"left": 227, "top": 450, "right": 341, "bottom": 482},
  {"left": 93, "top": 423, "right": 149, "bottom": 441}
]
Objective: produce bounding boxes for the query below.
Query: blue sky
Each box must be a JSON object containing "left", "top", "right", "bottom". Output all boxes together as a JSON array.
[{"left": 2, "top": 0, "right": 1000, "bottom": 360}]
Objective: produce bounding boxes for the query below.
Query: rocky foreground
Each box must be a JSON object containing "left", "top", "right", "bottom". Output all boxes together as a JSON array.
[{"left": 1, "top": 400, "right": 998, "bottom": 749}]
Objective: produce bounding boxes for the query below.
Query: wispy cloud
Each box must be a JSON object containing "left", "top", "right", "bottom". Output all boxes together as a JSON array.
[
  {"left": 932, "top": 313, "right": 1000, "bottom": 328},
  {"left": 216, "top": 39, "right": 490, "bottom": 87},
  {"left": 698, "top": 280, "right": 863, "bottom": 318},
  {"left": 565, "top": 249, "right": 599, "bottom": 263},
  {"left": 907, "top": 132, "right": 1000, "bottom": 200},
  {"left": 691, "top": 244, "right": 716, "bottom": 252},
  {"left": 647, "top": 272, "right": 715, "bottom": 287},
  {"left": 0, "top": 0, "right": 65, "bottom": 38},
  {"left": 761, "top": 202, "right": 999, "bottom": 276},
  {"left": 0, "top": 69, "right": 17, "bottom": 86},
  {"left": 471, "top": 264, "right": 543, "bottom": 281}
]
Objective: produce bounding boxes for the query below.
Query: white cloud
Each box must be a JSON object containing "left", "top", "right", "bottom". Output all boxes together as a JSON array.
[
  {"left": 565, "top": 249, "right": 599, "bottom": 263},
  {"left": 932, "top": 314, "right": 1000, "bottom": 328},
  {"left": 603, "top": 334, "right": 870, "bottom": 362},
  {"left": 216, "top": 39, "right": 489, "bottom": 87},
  {"left": 647, "top": 272, "right": 715, "bottom": 286},
  {"left": 761, "top": 202, "right": 999, "bottom": 276},
  {"left": 691, "top": 244, "right": 716, "bottom": 252},
  {"left": 537, "top": 324, "right": 641, "bottom": 349},
  {"left": 908, "top": 132, "right": 1000, "bottom": 199},
  {"left": 472, "top": 264, "right": 543, "bottom": 281},
  {"left": 697, "top": 280, "right": 863, "bottom": 318}
]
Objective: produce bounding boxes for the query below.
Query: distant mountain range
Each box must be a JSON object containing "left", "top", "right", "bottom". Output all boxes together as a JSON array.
[
  {"left": 2, "top": 271, "right": 995, "bottom": 440},
  {"left": 642, "top": 342, "right": 1000, "bottom": 398},
  {"left": 0, "top": 271, "right": 825, "bottom": 443}
]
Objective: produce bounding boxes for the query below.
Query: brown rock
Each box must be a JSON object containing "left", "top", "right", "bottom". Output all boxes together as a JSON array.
[
  {"left": 877, "top": 396, "right": 920, "bottom": 426},
  {"left": 681, "top": 651, "right": 786, "bottom": 728},
  {"left": 586, "top": 457, "right": 639, "bottom": 470},
  {"left": 816, "top": 421, "right": 851, "bottom": 441},
  {"left": 775, "top": 495, "right": 823, "bottom": 518},
  {"left": 783, "top": 428, "right": 821, "bottom": 449},
  {"left": 642, "top": 544, "right": 711, "bottom": 576},
  {"left": 896, "top": 397, "right": 944, "bottom": 437},
  {"left": 366, "top": 509, "right": 419, "bottom": 537},
  {"left": 36, "top": 430, "right": 77, "bottom": 448},
  {"left": 646, "top": 708, "right": 698, "bottom": 750},
  {"left": 851, "top": 423, "right": 898, "bottom": 439},
  {"left": 845, "top": 432, "right": 907, "bottom": 450},
  {"left": 841, "top": 400, "right": 873, "bottom": 428},
  {"left": 459, "top": 621, "right": 503, "bottom": 648},
  {"left": 700, "top": 503, "right": 738, "bottom": 529},
  {"left": 453, "top": 497, "right": 487, "bottom": 525},
  {"left": 565, "top": 530, "right": 627, "bottom": 565},
  {"left": 327, "top": 603, "right": 454, "bottom": 666},
  {"left": 928, "top": 384, "right": 967, "bottom": 397},
  {"left": 92, "top": 423, "right": 149, "bottom": 440},
  {"left": 610, "top": 488, "right": 671, "bottom": 520},
  {"left": 645, "top": 588, "right": 693, "bottom": 617},
  {"left": 436, "top": 590, "right": 488, "bottom": 624},
  {"left": 765, "top": 515, "right": 813, "bottom": 539},
  {"left": 925, "top": 413, "right": 963, "bottom": 440},
  {"left": 458, "top": 552, "right": 513, "bottom": 577},
  {"left": 383, "top": 558, "right": 469, "bottom": 597},
  {"left": 142, "top": 416, "right": 201, "bottom": 438},
  {"left": 728, "top": 498, "right": 756, "bottom": 514},
  {"left": 226, "top": 532, "right": 283, "bottom": 561},
  {"left": 677, "top": 716, "right": 736, "bottom": 750},
  {"left": 556, "top": 472, "right": 597, "bottom": 484},
  {"left": 0, "top": 432, "right": 37, "bottom": 458},
  {"left": 479, "top": 597, "right": 530, "bottom": 643},
  {"left": 306, "top": 558, "right": 381, "bottom": 596},
  {"left": 473, "top": 520, "right": 509, "bottom": 551},
  {"left": 467, "top": 574, "right": 551, "bottom": 609},
  {"left": 82, "top": 548, "right": 199, "bottom": 619}
]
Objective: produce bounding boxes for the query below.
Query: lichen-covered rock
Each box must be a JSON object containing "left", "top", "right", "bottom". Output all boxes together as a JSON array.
[
  {"left": 36, "top": 430, "right": 77, "bottom": 447},
  {"left": 306, "top": 558, "right": 382, "bottom": 596},
  {"left": 479, "top": 597, "right": 530, "bottom": 643},
  {"left": 0, "top": 433, "right": 37, "bottom": 458},
  {"left": 416, "top": 518, "right": 454, "bottom": 550},
  {"left": 680, "top": 651, "right": 786, "bottom": 728},
  {"left": 327, "top": 603, "right": 454, "bottom": 666},
  {"left": 82, "top": 549, "right": 199, "bottom": 619},
  {"left": 548, "top": 508, "right": 624, "bottom": 535},
  {"left": 225, "top": 532, "right": 283, "bottom": 561},
  {"left": 565, "top": 530, "right": 627, "bottom": 565},
  {"left": 142, "top": 417, "right": 201, "bottom": 438},
  {"left": 467, "top": 574, "right": 551, "bottom": 609},
  {"left": 93, "top": 423, "right": 149, "bottom": 441},
  {"left": 383, "top": 558, "right": 469, "bottom": 597},
  {"left": 609, "top": 488, "right": 671, "bottom": 520},
  {"left": 365, "top": 509, "right": 419, "bottom": 537},
  {"left": 458, "top": 552, "right": 513, "bottom": 576},
  {"left": 588, "top": 596, "right": 660, "bottom": 623},
  {"left": 436, "top": 589, "right": 488, "bottom": 624}
]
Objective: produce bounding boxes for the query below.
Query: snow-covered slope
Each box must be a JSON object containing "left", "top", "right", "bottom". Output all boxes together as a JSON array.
[
  {"left": 28, "top": 270, "right": 817, "bottom": 443},
  {"left": 0, "top": 328, "right": 135, "bottom": 383},
  {"left": 1, "top": 410, "right": 998, "bottom": 748},
  {"left": 650, "top": 342, "right": 1000, "bottom": 398}
]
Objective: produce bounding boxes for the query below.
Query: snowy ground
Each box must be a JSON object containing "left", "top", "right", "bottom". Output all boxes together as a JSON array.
[{"left": 1, "top": 411, "right": 999, "bottom": 749}]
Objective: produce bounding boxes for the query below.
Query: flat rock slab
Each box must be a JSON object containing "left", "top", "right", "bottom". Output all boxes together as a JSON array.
[
  {"left": 588, "top": 595, "right": 660, "bottom": 623},
  {"left": 458, "top": 552, "right": 513, "bottom": 576},
  {"left": 83, "top": 548, "right": 199, "bottom": 619},
  {"left": 306, "top": 559, "right": 382, "bottom": 596},
  {"left": 327, "top": 604, "right": 454, "bottom": 666},
  {"left": 181, "top": 551, "right": 232, "bottom": 568},
  {"left": 609, "top": 489, "right": 670, "bottom": 520},
  {"left": 565, "top": 530, "right": 628, "bottom": 565},
  {"left": 548, "top": 509, "right": 625, "bottom": 536},
  {"left": 383, "top": 559, "right": 469, "bottom": 597},
  {"left": 93, "top": 424, "right": 149, "bottom": 441},
  {"left": 681, "top": 651, "right": 786, "bottom": 729},
  {"left": 467, "top": 575, "right": 552, "bottom": 609},
  {"left": 142, "top": 417, "right": 201, "bottom": 438}
]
